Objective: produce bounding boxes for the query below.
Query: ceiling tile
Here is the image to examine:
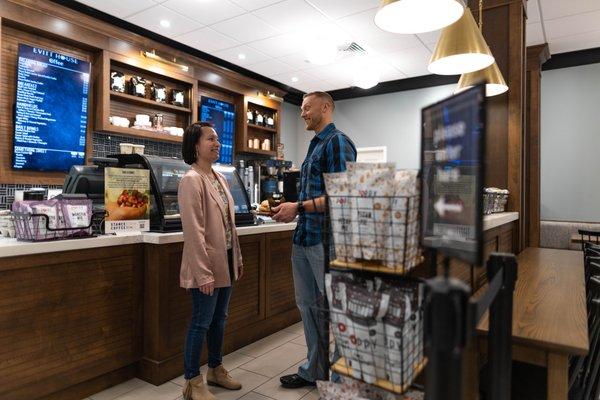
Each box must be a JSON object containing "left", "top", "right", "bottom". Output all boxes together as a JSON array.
[
  {"left": 229, "top": 0, "right": 284, "bottom": 11},
  {"left": 360, "top": 33, "right": 422, "bottom": 55},
  {"left": 549, "top": 29, "right": 600, "bottom": 54},
  {"left": 246, "top": 59, "right": 298, "bottom": 76},
  {"left": 272, "top": 70, "right": 320, "bottom": 85},
  {"left": 162, "top": 0, "right": 245, "bottom": 25},
  {"left": 308, "top": 0, "right": 379, "bottom": 19},
  {"left": 526, "top": 22, "right": 545, "bottom": 46},
  {"left": 174, "top": 27, "right": 239, "bottom": 52},
  {"left": 319, "top": 79, "right": 352, "bottom": 91},
  {"left": 76, "top": 0, "right": 157, "bottom": 19},
  {"left": 337, "top": 8, "right": 391, "bottom": 40},
  {"left": 247, "top": 32, "right": 303, "bottom": 58},
  {"left": 542, "top": 0, "right": 600, "bottom": 20},
  {"left": 213, "top": 45, "right": 270, "bottom": 65},
  {"left": 211, "top": 13, "right": 280, "bottom": 42},
  {"left": 544, "top": 10, "right": 600, "bottom": 39},
  {"left": 383, "top": 45, "right": 432, "bottom": 77},
  {"left": 417, "top": 30, "right": 441, "bottom": 47},
  {"left": 126, "top": 5, "right": 203, "bottom": 37},
  {"left": 302, "top": 60, "right": 355, "bottom": 82},
  {"left": 276, "top": 52, "right": 313, "bottom": 70},
  {"left": 527, "top": 0, "right": 541, "bottom": 23},
  {"left": 253, "top": 0, "right": 328, "bottom": 33},
  {"left": 295, "top": 80, "right": 331, "bottom": 93}
]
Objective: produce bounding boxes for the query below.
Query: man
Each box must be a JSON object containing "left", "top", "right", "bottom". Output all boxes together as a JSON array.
[{"left": 272, "top": 91, "right": 356, "bottom": 388}]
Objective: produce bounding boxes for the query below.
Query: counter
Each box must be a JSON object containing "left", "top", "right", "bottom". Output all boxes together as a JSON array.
[{"left": 0, "top": 214, "right": 517, "bottom": 400}]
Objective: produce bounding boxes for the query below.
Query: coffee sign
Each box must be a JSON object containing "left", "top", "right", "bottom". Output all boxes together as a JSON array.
[{"left": 420, "top": 85, "right": 486, "bottom": 265}]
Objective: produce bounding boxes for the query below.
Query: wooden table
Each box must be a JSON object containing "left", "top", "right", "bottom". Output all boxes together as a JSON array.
[{"left": 474, "top": 247, "right": 589, "bottom": 400}]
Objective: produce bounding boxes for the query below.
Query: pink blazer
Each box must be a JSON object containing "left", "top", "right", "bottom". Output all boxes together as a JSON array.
[{"left": 178, "top": 163, "right": 243, "bottom": 289}]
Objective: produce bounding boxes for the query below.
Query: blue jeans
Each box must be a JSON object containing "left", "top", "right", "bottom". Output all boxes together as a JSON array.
[
  {"left": 292, "top": 243, "right": 330, "bottom": 382},
  {"left": 183, "top": 283, "right": 232, "bottom": 379}
]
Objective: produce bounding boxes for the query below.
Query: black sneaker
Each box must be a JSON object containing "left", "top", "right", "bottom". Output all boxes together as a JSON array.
[{"left": 279, "top": 374, "right": 316, "bottom": 389}]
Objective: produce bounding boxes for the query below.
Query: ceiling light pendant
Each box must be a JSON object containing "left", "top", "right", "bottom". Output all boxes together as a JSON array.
[
  {"left": 455, "top": 62, "right": 508, "bottom": 96},
  {"left": 374, "top": 0, "right": 465, "bottom": 34},
  {"left": 352, "top": 56, "right": 380, "bottom": 89},
  {"left": 454, "top": 0, "right": 507, "bottom": 97},
  {"left": 428, "top": 7, "right": 494, "bottom": 75}
]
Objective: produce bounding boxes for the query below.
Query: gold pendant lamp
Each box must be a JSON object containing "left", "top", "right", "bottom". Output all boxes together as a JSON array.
[
  {"left": 455, "top": 0, "right": 508, "bottom": 96},
  {"left": 427, "top": 0, "right": 494, "bottom": 75},
  {"left": 374, "top": 0, "right": 465, "bottom": 34}
]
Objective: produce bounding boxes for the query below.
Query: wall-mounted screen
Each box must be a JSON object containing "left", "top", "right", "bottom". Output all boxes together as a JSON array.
[
  {"left": 200, "top": 96, "right": 235, "bottom": 165},
  {"left": 12, "top": 44, "right": 90, "bottom": 172}
]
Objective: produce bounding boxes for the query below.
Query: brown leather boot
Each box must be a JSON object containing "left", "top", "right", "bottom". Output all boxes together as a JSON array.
[
  {"left": 207, "top": 365, "right": 242, "bottom": 390},
  {"left": 182, "top": 374, "right": 216, "bottom": 400}
]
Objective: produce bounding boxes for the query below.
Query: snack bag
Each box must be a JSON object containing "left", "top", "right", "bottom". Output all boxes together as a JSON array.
[{"left": 324, "top": 172, "right": 354, "bottom": 262}]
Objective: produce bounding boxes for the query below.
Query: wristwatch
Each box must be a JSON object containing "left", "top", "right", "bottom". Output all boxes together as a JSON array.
[{"left": 296, "top": 201, "right": 305, "bottom": 214}]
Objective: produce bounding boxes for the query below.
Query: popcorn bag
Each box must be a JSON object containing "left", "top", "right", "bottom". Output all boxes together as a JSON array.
[{"left": 324, "top": 172, "right": 355, "bottom": 262}]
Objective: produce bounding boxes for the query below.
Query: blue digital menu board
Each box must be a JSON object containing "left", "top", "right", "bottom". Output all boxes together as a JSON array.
[
  {"left": 420, "top": 84, "right": 486, "bottom": 265},
  {"left": 200, "top": 97, "right": 235, "bottom": 165},
  {"left": 12, "top": 44, "right": 90, "bottom": 172}
]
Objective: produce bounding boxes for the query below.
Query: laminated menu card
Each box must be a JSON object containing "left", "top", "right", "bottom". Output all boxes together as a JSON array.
[{"left": 104, "top": 167, "right": 150, "bottom": 233}]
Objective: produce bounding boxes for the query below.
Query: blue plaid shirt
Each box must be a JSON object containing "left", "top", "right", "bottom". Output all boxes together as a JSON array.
[{"left": 293, "top": 123, "right": 357, "bottom": 246}]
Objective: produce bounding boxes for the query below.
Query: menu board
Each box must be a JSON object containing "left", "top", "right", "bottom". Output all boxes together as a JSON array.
[
  {"left": 12, "top": 44, "right": 90, "bottom": 172},
  {"left": 420, "top": 84, "right": 486, "bottom": 265},
  {"left": 200, "top": 97, "right": 235, "bottom": 165},
  {"left": 104, "top": 167, "right": 150, "bottom": 233}
]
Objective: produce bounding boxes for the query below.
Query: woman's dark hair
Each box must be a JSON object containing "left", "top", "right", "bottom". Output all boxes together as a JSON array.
[{"left": 182, "top": 121, "right": 214, "bottom": 165}]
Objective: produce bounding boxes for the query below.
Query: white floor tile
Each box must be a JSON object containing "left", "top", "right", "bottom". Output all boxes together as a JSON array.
[
  {"left": 204, "top": 368, "right": 270, "bottom": 400},
  {"left": 112, "top": 381, "right": 181, "bottom": 400},
  {"left": 239, "top": 342, "right": 307, "bottom": 378},
  {"left": 170, "top": 350, "right": 255, "bottom": 387},
  {"left": 237, "top": 330, "right": 299, "bottom": 358},
  {"left": 290, "top": 334, "right": 307, "bottom": 346},
  {"left": 253, "top": 360, "right": 312, "bottom": 400},
  {"left": 89, "top": 378, "right": 150, "bottom": 400},
  {"left": 282, "top": 322, "right": 305, "bottom": 336},
  {"left": 237, "top": 392, "right": 273, "bottom": 400},
  {"left": 301, "top": 388, "right": 320, "bottom": 399}
]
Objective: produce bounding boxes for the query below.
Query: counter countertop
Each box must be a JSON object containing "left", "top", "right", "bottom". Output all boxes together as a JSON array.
[{"left": 0, "top": 213, "right": 518, "bottom": 259}]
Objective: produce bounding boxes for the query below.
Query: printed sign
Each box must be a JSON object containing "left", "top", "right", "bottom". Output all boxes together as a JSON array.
[
  {"left": 104, "top": 167, "right": 150, "bottom": 233},
  {"left": 420, "top": 84, "right": 486, "bottom": 265}
]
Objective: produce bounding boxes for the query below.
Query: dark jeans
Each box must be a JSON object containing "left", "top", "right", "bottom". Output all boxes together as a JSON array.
[{"left": 183, "top": 250, "right": 233, "bottom": 380}]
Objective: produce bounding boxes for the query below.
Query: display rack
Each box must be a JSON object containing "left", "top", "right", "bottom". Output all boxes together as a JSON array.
[{"left": 236, "top": 96, "right": 280, "bottom": 157}]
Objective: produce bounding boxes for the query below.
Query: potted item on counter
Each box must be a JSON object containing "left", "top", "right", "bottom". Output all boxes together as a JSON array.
[
  {"left": 130, "top": 76, "right": 147, "bottom": 97},
  {"left": 110, "top": 70, "right": 126, "bottom": 92},
  {"left": 152, "top": 82, "right": 167, "bottom": 103}
]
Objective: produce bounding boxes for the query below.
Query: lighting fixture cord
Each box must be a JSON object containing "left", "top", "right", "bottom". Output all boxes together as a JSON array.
[{"left": 479, "top": 0, "right": 483, "bottom": 30}]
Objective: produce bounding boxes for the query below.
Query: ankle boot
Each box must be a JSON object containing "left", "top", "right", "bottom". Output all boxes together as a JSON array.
[
  {"left": 207, "top": 365, "right": 242, "bottom": 390},
  {"left": 182, "top": 374, "right": 216, "bottom": 400}
]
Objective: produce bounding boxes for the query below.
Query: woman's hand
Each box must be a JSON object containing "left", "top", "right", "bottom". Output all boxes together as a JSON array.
[{"left": 199, "top": 282, "right": 214, "bottom": 295}]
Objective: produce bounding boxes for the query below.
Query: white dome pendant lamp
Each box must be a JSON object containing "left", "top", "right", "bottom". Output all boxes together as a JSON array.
[
  {"left": 374, "top": 0, "right": 465, "bottom": 34},
  {"left": 428, "top": 4, "right": 494, "bottom": 75},
  {"left": 455, "top": 0, "right": 508, "bottom": 96}
]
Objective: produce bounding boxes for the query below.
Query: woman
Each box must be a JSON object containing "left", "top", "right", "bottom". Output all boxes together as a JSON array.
[{"left": 179, "top": 122, "right": 243, "bottom": 400}]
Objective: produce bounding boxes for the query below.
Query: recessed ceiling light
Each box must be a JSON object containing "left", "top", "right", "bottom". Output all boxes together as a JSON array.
[
  {"left": 238, "top": 53, "right": 246, "bottom": 60},
  {"left": 291, "top": 77, "right": 299, "bottom": 83},
  {"left": 160, "top": 20, "right": 171, "bottom": 28}
]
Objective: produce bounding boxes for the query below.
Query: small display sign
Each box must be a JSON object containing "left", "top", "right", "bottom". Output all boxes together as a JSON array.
[
  {"left": 420, "top": 84, "right": 486, "bottom": 265},
  {"left": 104, "top": 167, "right": 150, "bottom": 233}
]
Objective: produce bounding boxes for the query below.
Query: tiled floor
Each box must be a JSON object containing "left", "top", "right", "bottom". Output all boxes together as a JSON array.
[{"left": 86, "top": 322, "right": 318, "bottom": 400}]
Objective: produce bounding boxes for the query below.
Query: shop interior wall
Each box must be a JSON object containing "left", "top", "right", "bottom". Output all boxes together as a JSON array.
[
  {"left": 540, "top": 62, "right": 600, "bottom": 222},
  {"left": 281, "top": 84, "right": 455, "bottom": 169}
]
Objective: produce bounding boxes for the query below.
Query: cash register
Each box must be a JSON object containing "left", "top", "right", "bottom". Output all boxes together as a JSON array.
[{"left": 62, "top": 155, "right": 255, "bottom": 232}]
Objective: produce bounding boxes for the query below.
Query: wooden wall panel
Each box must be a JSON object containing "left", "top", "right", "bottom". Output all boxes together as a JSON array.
[
  {"left": 0, "top": 245, "right": 143, "bottom": 400},
  {"left": 265, "top": 231, "right": 296, "bottom": 318},
  {"left": 0, "top": 25, "right": 95, "bottom": 185}
]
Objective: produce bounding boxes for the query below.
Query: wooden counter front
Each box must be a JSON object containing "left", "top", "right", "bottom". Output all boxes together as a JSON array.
[{"left": 139, "top": 230, "right": 300, "bottom": 385}]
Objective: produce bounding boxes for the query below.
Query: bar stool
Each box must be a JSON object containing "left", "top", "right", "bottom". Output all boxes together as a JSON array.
[{"left": 579, "top": 229, "right": 600, "bottom": 252}]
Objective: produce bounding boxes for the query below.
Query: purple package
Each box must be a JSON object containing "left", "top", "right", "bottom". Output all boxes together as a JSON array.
[{"left": 60, "top": 199, "right": 92, "bottom": 235}]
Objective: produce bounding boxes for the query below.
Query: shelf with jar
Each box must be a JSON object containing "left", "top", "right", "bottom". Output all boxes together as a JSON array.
[
  {"left": 94, "top": 50, "right": 197, "bottom": 143},
  {"left": 236, "top": 96, "right": 280, "bottom": 157}
]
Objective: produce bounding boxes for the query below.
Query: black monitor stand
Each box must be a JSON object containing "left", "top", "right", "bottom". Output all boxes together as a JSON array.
[{"left": 424, "top": 253, "right": 518, "bottom": 400}]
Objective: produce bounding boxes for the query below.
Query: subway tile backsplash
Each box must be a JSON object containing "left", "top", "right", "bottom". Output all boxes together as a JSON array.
[{"left": 0, "top": 132, "right": 182, "bottom": 210}]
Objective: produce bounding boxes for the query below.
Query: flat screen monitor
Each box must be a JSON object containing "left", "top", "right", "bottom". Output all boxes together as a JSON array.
[
  {"left": 200, "top": 96, "right": 235, "bottom": 165},
  {"left": 12, "top": 44, "right": 90, "bottom": 172},
  {"left": 420, "top": 84, "right": 486, "bottom": 266}
]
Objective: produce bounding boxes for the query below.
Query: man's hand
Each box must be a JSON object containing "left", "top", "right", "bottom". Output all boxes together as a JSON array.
[{"left": 271, "top": 202, "right": 298, "bottom": 223}]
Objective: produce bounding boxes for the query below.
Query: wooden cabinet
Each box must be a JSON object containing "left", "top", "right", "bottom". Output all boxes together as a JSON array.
[
  {"left": 94, "top": 51, "right": 197, "bottom": 143},
  {"left": 236, "top": 96, "right": 281, "bottom": 157},
  {"left": 265, "top": 231, "right": 296, "bottom": 317}
]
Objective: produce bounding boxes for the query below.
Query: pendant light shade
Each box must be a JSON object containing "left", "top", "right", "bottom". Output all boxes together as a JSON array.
[
  {"left": 374, "top": 0, "right": 465, "bottom": 34},
  {"left": 455, "top": 62, "right": 508, "bottom": 97},
  {"left": 428, "top": 8, "right": 494, "bottom": 75}
]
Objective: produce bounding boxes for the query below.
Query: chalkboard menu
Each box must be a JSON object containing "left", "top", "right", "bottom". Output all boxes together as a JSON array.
[
  {"left": 12, "top": 44, "right": 90, "bottom": 172},
  {"left": 421, "top": 84, "right": 486, "bottom": 265},
  {"left": 200, "top": 97, "right": 235, "bottom": 165}
]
